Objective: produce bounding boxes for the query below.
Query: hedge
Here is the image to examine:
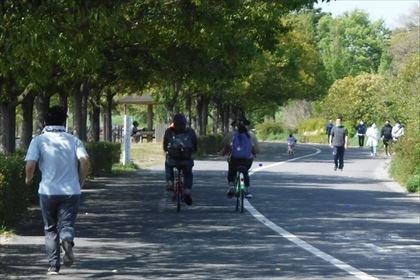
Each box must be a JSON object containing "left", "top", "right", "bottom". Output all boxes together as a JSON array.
[
  {"left": 255, "top": 121, "right": 284, "bottom": 141},
  {"left": 196, "top": 134, "right": 224, "bottom": 156},
  {"left": 390, "top": 126, "right": 420, "bottom": 192},
  {"left": 85, "top": 142, "right": 121, "bottom": 176},
  {"left": 0, "top": 153, "right": 29, "bottom": 227}
]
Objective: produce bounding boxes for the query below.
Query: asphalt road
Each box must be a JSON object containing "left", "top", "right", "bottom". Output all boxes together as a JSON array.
[{"left": 1, "top": 142, "right": 419, "bottom": 280}]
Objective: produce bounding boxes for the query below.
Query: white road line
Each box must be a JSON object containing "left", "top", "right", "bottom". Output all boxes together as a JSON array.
[
  {"left": 246, "top": 147, "right": 379, "bottom": 280},
  {"left": 249, "top": 148, "right": 322, "bottom": 175},
  {"left": 398, "top": 269, "right": 417, "bottom": 279},
  {"left": 362, "top": 243, "right": 390, "bottom": 253}
]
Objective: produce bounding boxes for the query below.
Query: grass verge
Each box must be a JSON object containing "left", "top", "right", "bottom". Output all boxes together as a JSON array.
[{"left": 131, "top": 141, "right": 165, "bottom": 169}]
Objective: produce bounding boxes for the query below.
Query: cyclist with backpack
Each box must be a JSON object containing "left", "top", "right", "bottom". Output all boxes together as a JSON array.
[
  {"left": 163, "top": 114, "right": 197, "bottom": 205},
  {"left": 287, "top": 133, "right": 297, "bottom": 155},
  {"left": 221, "top": 117, "right": 259, "bottom": 199}
]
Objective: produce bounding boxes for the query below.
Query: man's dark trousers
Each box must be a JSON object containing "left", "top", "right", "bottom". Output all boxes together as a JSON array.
[
  {"left": 333, "top": 146, "right": 345, "bottom": 170},
  {"left": 358, "top": 135, "right": 365, "bottom": 147}
]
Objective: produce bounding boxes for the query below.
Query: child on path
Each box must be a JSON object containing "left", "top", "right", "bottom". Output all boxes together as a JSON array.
[{"left": 287, "top": 134, "right": 297, "bottom": 155}]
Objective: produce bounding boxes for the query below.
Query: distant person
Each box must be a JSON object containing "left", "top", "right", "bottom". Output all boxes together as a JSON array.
[
  {"left": 366, "top": 123, "right": 380, "bottom": 157},
  {"left": 326, "top": 119, "right": 334, "bottom": 143},
  {"left": 287, "top": 134, "right": 297, "bottom": 156},
  {"left": 329, "top": 117, "right": 348, "bottom": 171},
  {"left": 381, "top": 120, "right": 393, "bottom": 156},
  {"left": 163, "top": 114, "right": 197, "bottom": 205},
  {"left": 25, "top": 106, "right": 90, "bottom": 275},
  {"left": 131, "top": 121, "right": 140, "bottom": 143},
  {"left": 356, "top": 120, "right": 366, "bottom": 147},
  {"left": 221, "top": 117, "right": 259, "bottom": 199},
  {"left": 392, "top": 121, "right": 405, "bottom": 141}
]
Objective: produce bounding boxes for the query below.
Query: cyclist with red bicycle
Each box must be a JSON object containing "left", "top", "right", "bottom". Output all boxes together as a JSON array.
[
  {"left": 163, "top": 114, "right": 197, "bottom": 205},
  {"left": 221, "top": 117, "right": 259, "bottom": 199}
]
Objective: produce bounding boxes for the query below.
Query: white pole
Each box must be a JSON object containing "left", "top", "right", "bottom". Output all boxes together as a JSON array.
[{"left": 121, "top": 115, "right": 132, "bottom": 165}]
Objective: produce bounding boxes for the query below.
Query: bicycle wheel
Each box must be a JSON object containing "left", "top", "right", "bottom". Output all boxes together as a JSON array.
[
  {"left": 176, "top": 186, "right": 182, "bottom": 213},
  {"left": 240, "top": 189, "right": 245, "bottom": 213},
  {"left": 235, "top": 172, "right": 240, "bottom": 212},
  {"left": 175, "top": 169, "right": 183, "bottom": 213}
]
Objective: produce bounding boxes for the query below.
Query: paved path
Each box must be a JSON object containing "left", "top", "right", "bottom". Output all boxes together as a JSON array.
[{"left": 1, "top": 142, "right": 419, "bottom": 279}]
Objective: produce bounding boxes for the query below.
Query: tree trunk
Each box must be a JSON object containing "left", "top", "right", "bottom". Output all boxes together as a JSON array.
[
  {"left": 222, "top": 104, "right": 230, "bottom": 133},
  {"left": 73, "top": 89, "right": 82, "bottom": 138},
  {"left": 20, "top": 94, "right": 35, "bottom": 150},
  {"left": 216, "top": 101, "right": 222, "bottom": 133},
  {"left": 58, "top": 87, "right": 68, "bottom": 113},
  {"left": 89, "top": 93, "right": 101, "bottom": 142},
  {"left": 202, "top": 99, "right": 208, "bottom": 136},
  {"left": 103, "top": 91, "right": 114, "bottom": 142},
  {"left": 80, "top": 85, "right": 89, "bottom": 141},
  {"left": 0, "top": 102, "right": 16, "bottom": 154},
  {"left": 212, "top": 111, "right": 217, "bottom": 134},
  {"left": 35, "top": 92, "right": 50, "bottom": 132},
  {"left": 196, "top": 97, "right": 203, "bottom": 135},
  {"left": 185, "top": 94, "right": 192, "bottom": 126}
]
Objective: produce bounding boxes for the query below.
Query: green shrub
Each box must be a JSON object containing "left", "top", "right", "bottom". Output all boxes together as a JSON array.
[
  {"left": 255, "top": 121, "right": 284, "bottom": 140},
  {"left": 0, "top": 153, "right": 28, "bottom": 227},
  {"left": 390, "top": 125, "right": 420, "bottom": 192},
  {"left": 197, "top": 134, "right": 224, "bottom": 156},
  {"left": 298, "top": 118, "right": 327, "bottom": 143},
  {"left": 342, "top": 120, "right": 356, "bottom": 138},
  {"left": 406, "top": 174, "right": 420, "bottom": 193},
  {"left": 85, "top": 142, "right": 121, "bottom": 176}
]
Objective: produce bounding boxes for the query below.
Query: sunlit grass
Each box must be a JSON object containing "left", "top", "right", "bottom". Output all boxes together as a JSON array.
[
  {"left": 0, "top": 224, "right": 14, "bottom": 236},
  {"left": 131, "top": 141, "right": 165, "bottom": 169},
  {"left": 112, "top": 162, "right": 139, "bottom": 174}
]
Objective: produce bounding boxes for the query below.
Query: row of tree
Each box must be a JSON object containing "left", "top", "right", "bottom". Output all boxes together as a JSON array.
[
  {"left": 2, "top": 0, "right": 339, "bottom": 154},
  {"left": 320, "top": 7, "right": 419, "bottom": 128},
  {"left": 1, "top": 1, "right": 399, "bottom": 155}
]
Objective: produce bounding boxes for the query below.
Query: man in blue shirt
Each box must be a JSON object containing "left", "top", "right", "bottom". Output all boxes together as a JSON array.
[{"left": 25, "top": 106, "right": 89, "bottom": 275}]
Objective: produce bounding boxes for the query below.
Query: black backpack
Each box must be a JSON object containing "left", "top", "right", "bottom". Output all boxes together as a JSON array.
[{"left": 168, "top": 130, "right": 193, "bottom": 160}]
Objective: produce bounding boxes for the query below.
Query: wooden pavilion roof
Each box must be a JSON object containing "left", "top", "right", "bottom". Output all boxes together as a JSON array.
[{"left": 116, "top": 94, "right": 154, "bottom": 105}]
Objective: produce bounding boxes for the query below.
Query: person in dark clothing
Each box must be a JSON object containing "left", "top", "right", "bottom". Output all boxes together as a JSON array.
[
  {"left": 329, "top": 117, "right": 348, "bottom": 171},
  {"left": 381, "top": 120, "right": 393, "bottom": 156},
  {"left": 131, "top": 121, "right": 140, "bottom": 143},
  {"left": 326, "top": 120, "right": 334, "bottom": 143},
  {"left": 221, "top": 117, "right": 259, "bottom": 199},
  {"left": 163, "top": 114, "right": 197, "bottom": 205},
  {"left": 355, "top": 121, "right": 366, "bottom": 147}
]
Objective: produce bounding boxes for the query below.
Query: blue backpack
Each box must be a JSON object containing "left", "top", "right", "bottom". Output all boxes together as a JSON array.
[{"left": 231, "top": 132, "right": 253, "bottom": 159}]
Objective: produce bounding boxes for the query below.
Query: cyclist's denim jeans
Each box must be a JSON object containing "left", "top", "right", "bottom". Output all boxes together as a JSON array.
[
  {"left": 39, "top": 194, "right": 80, "bottom": 269},
  {"left": 165, "top": 159, "right": 194, "bottom": 189}
]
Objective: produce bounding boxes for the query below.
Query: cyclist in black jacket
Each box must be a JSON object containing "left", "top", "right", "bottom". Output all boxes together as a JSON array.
[{"left": 163, "top": 114, "right": 197, "bottom": 205}]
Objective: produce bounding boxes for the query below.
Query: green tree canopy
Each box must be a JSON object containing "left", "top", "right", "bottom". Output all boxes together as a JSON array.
[{"left": 317, "top": 10, "right": 391, "bottom": 82}]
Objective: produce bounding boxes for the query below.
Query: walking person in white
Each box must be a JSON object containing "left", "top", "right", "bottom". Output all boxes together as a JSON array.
[
  {"left": 25, "top": 106, "right": 89, "bottom": 275},
  {"left": 365, "top": 123, "right": 380, "bottom": 157},
  {"left": 391, "top": 121, "right": 405, "bottom": 141}
]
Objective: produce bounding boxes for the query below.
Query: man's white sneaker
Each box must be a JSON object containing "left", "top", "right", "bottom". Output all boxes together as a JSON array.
[{"left": 47, "top": 266, "right": 59, "bottom": 275}]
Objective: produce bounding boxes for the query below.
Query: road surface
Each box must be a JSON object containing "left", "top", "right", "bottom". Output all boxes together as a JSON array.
[{"left": 1, "top": 142, "right": 419, "bottom": 279}]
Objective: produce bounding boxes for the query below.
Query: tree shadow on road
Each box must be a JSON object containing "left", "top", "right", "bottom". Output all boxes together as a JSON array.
[{"left": 1, "top": 156, "right": 417, "bottom": 279}]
